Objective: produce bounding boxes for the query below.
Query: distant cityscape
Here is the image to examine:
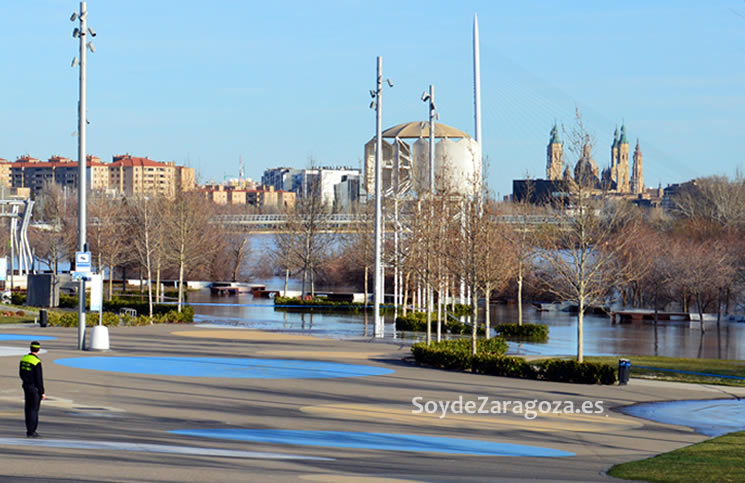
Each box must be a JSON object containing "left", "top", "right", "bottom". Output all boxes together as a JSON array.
[{"left": 0, "top": 121, "right": 706, "bottom": 215}]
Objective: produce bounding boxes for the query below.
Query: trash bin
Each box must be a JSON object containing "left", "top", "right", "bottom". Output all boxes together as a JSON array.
[
  {"left": 39, "top": 309, "right": 48, "bottom": 328},
  {"left": 618, "top": 358, "right": 631, "bottom": 385}
]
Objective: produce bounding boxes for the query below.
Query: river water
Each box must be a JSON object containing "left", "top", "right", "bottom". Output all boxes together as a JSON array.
[
  {"left": 188, "top": 287, "right": 745, "bottom": 360},
  {"left": 180, "top": 234, "right": 745, "bottom": 359}
]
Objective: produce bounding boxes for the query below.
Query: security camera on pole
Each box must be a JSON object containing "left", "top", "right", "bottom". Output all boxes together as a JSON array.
[{"left": 71, "top": 2, "right": 96, "bottom": 350}]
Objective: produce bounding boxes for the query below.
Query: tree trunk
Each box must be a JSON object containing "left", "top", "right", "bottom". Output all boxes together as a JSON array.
[
  {"left": 436, "top": 282, "right": 443, "bottom": 343},
  {"left": 231, "top": 238, "right": 247, "bottom": 282},
  {"left": 364, "top": 265, "right": 368, "bottom": 307},
  {"left": 471, "top": 283, "right": 478, "bottom": 356},
  {"left": 696, "top": 292, "right": 705, "bottom": 334},
  {"left": 577, "top": 296, "right": 584, "bottom": 363},
  {"left": 283, "top": 268, "right": 289, "bottom": 297},
  {"left": 517, "top": 269, "right": 523, "bottom": 326},
  {"left": 177, "top": 259, "right": 185, "bottom": 313},
  {"left": 484, "top": 283, "right": 491, "bottom": 339},
  {"left": 426, "top": 284, "right": 432, "bottom": 346},
  {"left": 403, "top": 272, "right": 410, "bottom": 316}
]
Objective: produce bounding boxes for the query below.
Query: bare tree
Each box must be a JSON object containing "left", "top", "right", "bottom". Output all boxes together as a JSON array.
[
  {"left": 163, "top": 191, "right": 215, "bottom": 312},
  {"left": 279, "top": 176, "right": 335, "bottom": 298},
  {"left": 502, "top": 197, "right": 543, "bottom": 325},
  {"left": 129, "top": 195, "right": 165, "bottom": 318},
  {"left": 30, "top": 184, "right": 75, "bottom": 274},
  {"left": 340, "top": 202, "right": 374, "bottom": 305},
  {"left": 88, "top": 192, "right": 129, "bottom": 299},
  {"left": 672, "top": 175, "right": 745, "bottom": 231},
  {"left": 537, "top": 112, "right": 640, "bottom": 362},
  {"left": 478, "top": 200, "right": 517, "bottom": 337}
]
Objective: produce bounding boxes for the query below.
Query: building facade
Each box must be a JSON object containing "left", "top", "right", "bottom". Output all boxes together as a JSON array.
[{"left": 1, "top": 154, "right": 194, "bottom": 198}]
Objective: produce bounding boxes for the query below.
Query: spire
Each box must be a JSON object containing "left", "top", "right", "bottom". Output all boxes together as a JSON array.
[
  {"left": 635, "top": 138, "right": 641, "bottom": 152},
  {"left": 619, "top": 124, "right": 628, "bottom": 144},
  {"left": 612, "top": 127, "right": 618, "bottom": 148},
  {"left": 549, "top": 123, "right": 561, "bottom": 144}
]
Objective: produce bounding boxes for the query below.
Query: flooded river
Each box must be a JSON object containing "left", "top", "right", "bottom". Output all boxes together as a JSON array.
[{"left": 188, "top": 286, "right": 745, "bottom": 360}]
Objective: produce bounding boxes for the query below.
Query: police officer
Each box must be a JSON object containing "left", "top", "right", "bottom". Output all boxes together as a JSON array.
[{"left": 19, "top": 341, "right": 46, "bottom": 438}]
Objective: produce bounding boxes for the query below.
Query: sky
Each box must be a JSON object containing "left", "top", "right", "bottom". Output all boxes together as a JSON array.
[{"left": 2, "top": 1, "right": 744, "bottom": 198}]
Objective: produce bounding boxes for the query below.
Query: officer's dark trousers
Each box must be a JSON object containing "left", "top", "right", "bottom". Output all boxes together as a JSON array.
[{"left": 23, "top": 385, "right": 41, "bottom": 435}]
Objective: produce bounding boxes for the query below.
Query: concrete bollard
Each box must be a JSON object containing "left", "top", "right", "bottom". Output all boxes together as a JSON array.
[{"left": 88, "top": 325, "right": 110, "bottom": 351}]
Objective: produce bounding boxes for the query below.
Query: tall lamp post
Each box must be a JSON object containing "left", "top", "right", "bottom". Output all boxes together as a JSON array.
[
  {"left": 369, "top": 57, "right": 393, "bottom": 338},
  {"left": 421, "top": 86, "right": 437, "bottom": 344},
  {"left": 71, "top": 2, "right": 96, "bottom": 350}
]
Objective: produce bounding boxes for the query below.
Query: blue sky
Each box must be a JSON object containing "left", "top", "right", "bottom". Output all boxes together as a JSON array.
[{"left": 2, "top": 1, "right": 744, "bottom": 198}]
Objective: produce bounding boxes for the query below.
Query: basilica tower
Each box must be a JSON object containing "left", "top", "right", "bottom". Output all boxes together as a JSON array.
[
  {"left": 631, "top": 139, "right": 644, "bottom": 194},
  {"left": 616, "top": 125, "right": 631, "bottom": 192},
  {"left": 546, "top": 123, "right": 563, "bottom": 180}
]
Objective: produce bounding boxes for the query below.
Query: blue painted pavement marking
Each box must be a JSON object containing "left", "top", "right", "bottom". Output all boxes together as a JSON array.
[
  {"left": 0, "top": 334, "right": 56, "bottom": 341},
  {"left": 621, "top": 398, "right": 745, "bottom": 437},
  {"left": 171, "top": 429, "right": 574, "bottom": 457},
  {"left": 55, "top": 356, "right": 394, "bottom": 379}
]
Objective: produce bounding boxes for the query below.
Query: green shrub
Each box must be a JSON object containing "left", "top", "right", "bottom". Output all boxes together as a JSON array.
[
  {"left": 539, "top": 359, "right": 617, "bottom": 385},
  {"left": 274, "top": 296, "right": 372, "bottom": 313},
  {"left": 397, "top": 312, "right": 485, "bottom": 335},
  {"left": 11, "top": 293, "right": 26, "bottom": 305},
  {"left": 450, "top": 304, "right": 473, "bottom": 317},
  {"left": 411, "top": 339, "right": 615, "bottom": 385},
  {"left": 102, "top": 298, "right": 183, "bottom": 317},
  {"left": 495, "top": 323, "right": 549, "bottom": 341},
  {"left": 411, "top": 338, "right": 508, "bottom": 371},
  {"left": 58, "top": 294, "right": 78, "bottom": 308},
  {"left": 47, "top": 306, "right": 193, "bottom": 327},
  {"left": 472, "top": 353, "right": 539, "bottom": 379}
]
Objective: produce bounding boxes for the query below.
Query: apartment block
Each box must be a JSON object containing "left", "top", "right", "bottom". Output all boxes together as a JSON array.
[{"left": 2, "top": 153, "right": 194, "bottom": 198}]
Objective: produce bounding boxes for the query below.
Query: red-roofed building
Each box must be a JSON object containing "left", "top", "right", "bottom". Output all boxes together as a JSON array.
[
  {"left": 4, "top": 153, "right": 194, "bottom": 198},
  {"left": 109, "top": 154, "right": 195, "bottom": 198}
]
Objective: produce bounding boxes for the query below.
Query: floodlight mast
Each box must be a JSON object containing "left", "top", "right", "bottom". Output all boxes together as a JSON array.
[
  {"left": 72, "top": 1, "right": 94, "bottom": 350},
  {"left": 370, "top": 57, "right": 393, "bottom": 338},
  {"left": 373, "top": 57, "right": 384, "bottom": 337}
]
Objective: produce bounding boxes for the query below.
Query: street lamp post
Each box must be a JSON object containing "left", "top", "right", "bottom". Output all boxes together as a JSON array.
[
  {"left": 369, "top": 57, "right": 392, "bottom": 338},
  {"left": 71, "top": 2, "right": 95, "bottom": 350},
  {"left": 421, "top": 86, "right": 437, "bottom": 344}
]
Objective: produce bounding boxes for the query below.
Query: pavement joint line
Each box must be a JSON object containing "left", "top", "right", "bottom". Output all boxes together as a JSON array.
[{"left": 0, "top": 437, "right": 335, "bottom": 461}]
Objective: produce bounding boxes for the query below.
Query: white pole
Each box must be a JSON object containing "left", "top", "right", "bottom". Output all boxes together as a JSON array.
[
  {"left": 77, "top": 1, "right": 89, "bottom": 350},
  {"left": 428, "top": 85, "right": 436, "bottom": 193},
  {"left": 473, "top": 13, "right": 482, "bottom": 144},
  {"left": 373, "top": 56, "right": 384, "bottom": 337}
]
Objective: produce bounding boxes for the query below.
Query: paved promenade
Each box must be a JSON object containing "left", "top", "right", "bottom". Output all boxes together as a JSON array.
[{"left": 1, "top": 324, "right": 743, "bottom": 482}]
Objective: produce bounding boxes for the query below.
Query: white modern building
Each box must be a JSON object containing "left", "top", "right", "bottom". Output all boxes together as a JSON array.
[{"left": 363, "top": 121, "right": 481, "bottom": 197}]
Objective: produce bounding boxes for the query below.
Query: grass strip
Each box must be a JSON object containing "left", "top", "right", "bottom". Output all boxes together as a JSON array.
[
  {"left": 608, "top": 430, "right": 745, "bottom": 482},
  {"left": 586, "top": 356, "right": 745, "bottom": 387}
]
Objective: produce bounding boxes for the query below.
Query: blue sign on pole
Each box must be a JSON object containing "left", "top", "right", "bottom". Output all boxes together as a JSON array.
[{"left": 75, "top": 251, "right": 92, "bottom": 273}]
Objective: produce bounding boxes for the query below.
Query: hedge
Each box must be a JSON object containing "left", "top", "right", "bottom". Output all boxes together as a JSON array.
[
  {"left": 10, "top": 293, "right": 181, "bottom": 316},
  {"left": 411, "top": 339, "right": 616, "bottom": 385},
  {"left": 537, "top": 359, "right": 616, "bottom": 385},
  {"left": 47, "top": 306, "right": 194, "bottom": 327},
  {"left": 397, "top": 312, "right": 485, "bottom": 335},
  {"left": 274, "top": 296, "right": 375, "bottom": 313},
  {"left": 495, "top": 323, "right": 549, "bottom": 342},
  {"left": 411, "top": 338, "right": 508, "bottom": 370}
]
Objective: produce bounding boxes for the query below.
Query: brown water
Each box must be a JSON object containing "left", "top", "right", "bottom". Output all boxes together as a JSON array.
[{"left": 187, "top": 288, "right": 745, "bottom": 360}]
